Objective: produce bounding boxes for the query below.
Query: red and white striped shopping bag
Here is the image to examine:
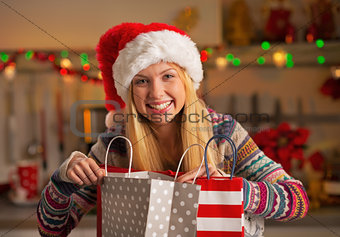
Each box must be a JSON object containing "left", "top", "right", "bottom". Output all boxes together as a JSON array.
[
  {"left": 196, "top": 177, "right": 244, "bottom": 236},
  {"left": 195, "top": 134, "right": 244, "bottom": 237}
]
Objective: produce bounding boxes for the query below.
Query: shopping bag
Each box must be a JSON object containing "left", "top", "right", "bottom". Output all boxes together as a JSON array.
[
  {"left": 196, "top": 134, "right": 244, "bottom": 237},
  {"left": 97, "top": 136, "right": 203, "bottom": 237}
]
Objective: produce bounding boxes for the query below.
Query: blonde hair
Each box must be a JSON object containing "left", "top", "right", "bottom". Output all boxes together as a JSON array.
[{"left": 126, "top": 63, "right": 219, "bottom": 172}]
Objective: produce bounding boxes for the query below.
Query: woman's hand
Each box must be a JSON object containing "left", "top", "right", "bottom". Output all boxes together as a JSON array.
[
  {"left": 175, "top": 164, "right": 222, "bottom": 183},
  {"left": 66, "top": 155, "right": 105, "bottom": 186}
]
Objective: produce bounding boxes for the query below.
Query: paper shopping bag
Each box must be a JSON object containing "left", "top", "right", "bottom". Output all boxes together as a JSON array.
[
  {"left": 100, "top": 177, "right": 200, "bottom": 236},
  {"left": 196, "top": 134, "right": 244, "bottom": 237},
  {"left": 97, "top": 136, "right": 202, "bottom": 237}
]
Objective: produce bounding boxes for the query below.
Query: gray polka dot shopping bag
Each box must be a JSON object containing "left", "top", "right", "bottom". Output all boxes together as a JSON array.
[{"left": 97, "top": 136, "right": 203, "bottom": 237}]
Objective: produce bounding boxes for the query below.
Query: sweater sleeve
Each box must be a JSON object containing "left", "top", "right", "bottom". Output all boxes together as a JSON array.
[
  {"left": 37, "top": 167, "right": 97, "bottom": 236},
  {"left": 37, "top": 126, "right": 128, "bottom": 236},
  {"left": 212, "top": 113, "right": 309, "bottom": 221}
]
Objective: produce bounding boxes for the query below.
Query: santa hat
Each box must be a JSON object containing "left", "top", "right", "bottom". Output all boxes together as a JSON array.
[{"left": 96, "top": 22, "right": 203, "bottom": 112}]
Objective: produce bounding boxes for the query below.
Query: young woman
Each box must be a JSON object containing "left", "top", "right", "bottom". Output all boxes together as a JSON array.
[{"left": 37, "top": 23, "right": 309, "bottom": 236}]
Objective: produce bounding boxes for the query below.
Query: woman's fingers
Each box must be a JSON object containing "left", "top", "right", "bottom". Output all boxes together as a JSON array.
[
  {"left": 89, "top": 160, "right": 105, "bottom": 185},
  {"left": 176, "top": 164, "right": 222, "bottom": 183},
  {"left": 67, "top": 169, "right": 84, "bottom": 185},
  {"left": 67, "top": 155, "right": 105, "bottom": 185},
  {"left": 208, "top": 165, "right": 222, "bottom": 177},
  {"left": 73, "top": 165, "right": 92, "bottom": 186},
  {"left": 176, "top": 165, "right": 207, "bottom": 183},
  {"left": 176, "top": 168, "right": 198, "bottom": 183}
]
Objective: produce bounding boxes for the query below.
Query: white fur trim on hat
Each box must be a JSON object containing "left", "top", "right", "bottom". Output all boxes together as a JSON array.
[{"left": 113, "top": 30, "right": 203, "bottom": 103}]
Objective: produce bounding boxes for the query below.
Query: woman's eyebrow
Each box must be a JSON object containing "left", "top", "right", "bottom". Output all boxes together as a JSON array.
[
  {"left": 160, "top": 68, "right": 176, "bottom": 74},
  {"left": 134, "top": 74, "right": 148, "bottom": 79},
  {"left": 134, "top": 68, "right": 176, "bottom": 78}
]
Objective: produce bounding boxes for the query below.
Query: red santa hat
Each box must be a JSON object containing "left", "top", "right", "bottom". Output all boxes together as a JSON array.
[{"left": 96, "top": 22, "right": 203, "bottom": 112}]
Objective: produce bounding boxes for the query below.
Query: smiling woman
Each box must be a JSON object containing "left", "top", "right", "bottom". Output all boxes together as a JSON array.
[
  {"left": 126, "top": 61, "right": 216, "bottom": 172},
  {"left": 37, "top": 22, "right": 309, "bottom": 237}
]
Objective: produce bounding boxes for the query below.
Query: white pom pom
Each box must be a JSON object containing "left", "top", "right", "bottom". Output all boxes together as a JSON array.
[{"left": 105, "top": 110, "right": 116, "bottom": 128}]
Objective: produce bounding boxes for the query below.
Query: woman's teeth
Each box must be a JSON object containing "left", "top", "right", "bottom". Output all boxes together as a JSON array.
[{"left": 148, "top": 101, "right": 171, "bottom": 110}]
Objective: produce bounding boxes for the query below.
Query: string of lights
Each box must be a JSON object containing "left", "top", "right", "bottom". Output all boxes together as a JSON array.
[
  {"left": 0, "top": 39, "right": 333, "bottom": 81},
  {"left": 0, "top": 49, "right": 102, "bottom": 83}
]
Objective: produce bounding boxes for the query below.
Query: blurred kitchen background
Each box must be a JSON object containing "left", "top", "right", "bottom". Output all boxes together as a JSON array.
[{"left": 0, "top": 0, "right": 340, "bottom": 236}]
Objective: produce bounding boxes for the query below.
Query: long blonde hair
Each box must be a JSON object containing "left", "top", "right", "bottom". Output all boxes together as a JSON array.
[{"left": 126, "top": 63, "right": 219, "bottom": 172}]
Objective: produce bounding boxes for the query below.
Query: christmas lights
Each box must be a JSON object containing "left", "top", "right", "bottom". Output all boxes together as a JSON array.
[{"left": 0, "top": 49, "right": 102, "bottom": 84}]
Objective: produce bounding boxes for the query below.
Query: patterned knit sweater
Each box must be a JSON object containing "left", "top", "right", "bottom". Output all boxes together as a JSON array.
[{"left": 37, "top": 109, "right": 309, "bottom": 236}]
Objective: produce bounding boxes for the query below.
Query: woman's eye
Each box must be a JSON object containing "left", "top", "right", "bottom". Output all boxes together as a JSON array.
[
  {"left": 135, "top": 79, "right": 147, "bottom": 85},
  {"left": 164, "top": 74, "right": 174, "bottom": 79}
]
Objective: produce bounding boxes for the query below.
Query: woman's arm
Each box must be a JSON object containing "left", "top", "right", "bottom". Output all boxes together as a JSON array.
[
  {"left": 211, "top": 112, "right": 309, "bottom": 221},
  {"left": 37, "top": 163, "right": 97, "bottom": 236},
  {"left": 37, "top": 126, "right": 128, "bottom": 236}
]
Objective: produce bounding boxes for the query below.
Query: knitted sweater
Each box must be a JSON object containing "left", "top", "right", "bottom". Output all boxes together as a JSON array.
[{"left": 37, "top": 109, "right": 309, "bottom": 236}]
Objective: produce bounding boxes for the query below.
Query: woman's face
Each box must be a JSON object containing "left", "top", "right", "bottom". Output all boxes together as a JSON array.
[{"left": 132, "top": 62, "right": 186, "bottom": 125}]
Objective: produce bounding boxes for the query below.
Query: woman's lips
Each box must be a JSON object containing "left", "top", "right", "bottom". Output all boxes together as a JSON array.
[{"left": 147, "top": 100, "right": 173, "bottom": 114}]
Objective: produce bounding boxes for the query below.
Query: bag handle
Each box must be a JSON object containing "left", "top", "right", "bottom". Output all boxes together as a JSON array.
[
  {"left": 174, "top": 144, "right": 205, "bottom": 184},
  {"left": 104, "top": 136, "right": 133, "bottom": 177},
  {"left": 204, "top": 134, "right": 237, "bottom": 180}
]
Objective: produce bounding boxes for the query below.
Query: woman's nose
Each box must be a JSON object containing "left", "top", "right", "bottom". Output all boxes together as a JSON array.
[{"left": 148, "top": 79, "right": 164, "bottom": 99}]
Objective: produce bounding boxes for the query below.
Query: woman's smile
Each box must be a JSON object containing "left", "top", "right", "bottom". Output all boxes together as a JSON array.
[{"left": 147, "top": 100, "right": 173, "bottom": 113}]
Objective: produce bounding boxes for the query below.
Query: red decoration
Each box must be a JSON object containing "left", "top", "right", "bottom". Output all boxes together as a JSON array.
[
  {"left": 306, "top": 24, "right": 318, "bottom": 42},
  {"left": 308, "top": 151, "right": 325, "bottom": 172},
  {"left": 264, "top": 3, "right": 295, "bottom": 42},
  {"left": 252, "top": 122, "right": 310, "bottom": 172},
  {"left": 320, "top": 77, "right": 340, "bottom": 99},
  {"left": 307, "top": 0, "right": 337, "bottom": 40}
]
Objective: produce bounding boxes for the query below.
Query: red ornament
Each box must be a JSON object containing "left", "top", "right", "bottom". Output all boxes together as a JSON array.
[{"left": 264, "top": 7, "right": 295, "bottom": 42}]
